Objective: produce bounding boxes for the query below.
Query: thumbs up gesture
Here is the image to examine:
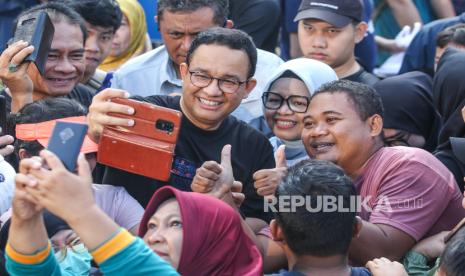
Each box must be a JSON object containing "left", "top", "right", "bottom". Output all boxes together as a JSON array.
[
  {"left": 253, "top": 145, "right": 287, "bottom": 197},
  {"left": 191, "top": 144, "right": 234, "bottom": 199}
]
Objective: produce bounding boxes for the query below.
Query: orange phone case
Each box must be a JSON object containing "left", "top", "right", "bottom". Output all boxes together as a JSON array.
[{"left": 97, "top": 98, "right": 182, "bottom": 181}]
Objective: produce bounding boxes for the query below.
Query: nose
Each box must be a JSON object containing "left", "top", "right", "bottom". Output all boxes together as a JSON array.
[
  {"left": 311, "top": 34, "right": 326, "bottom": 49},
  {"left": 277, "top": 100, "right": 293, "bottom": 115},
  {"left": 202, "top": 78, "right": 223, "bottom": 96},
  {"left": 180, "top": 35, "right": 194, "bottom": 53},
  {"left": 146, "top": 229, "right": 166, "bottom": 244},
  {"left": 311, "top": 122, "right": 328, "bottom": 137},
  {"left": 85, "top": 34, "right": 99, "bottom": 53},
  {"left": 54, "top": 58, "right": 76, "bottom": 74}
]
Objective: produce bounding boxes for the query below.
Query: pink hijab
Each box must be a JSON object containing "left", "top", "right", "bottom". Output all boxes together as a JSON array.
[{"left": 139, "top": 186, "right": 262, "bottom": 276}]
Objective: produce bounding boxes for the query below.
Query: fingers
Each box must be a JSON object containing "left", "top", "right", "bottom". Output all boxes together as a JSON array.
[
  {"left": 257, "top": 186, "right": 276, "bottom": 197},
  {"left": 18, "top": 157, "right": 42, "bottom": 174},
  {"left": 274, "top": 145, "right": 287, "bottom": 168},
  {"left": 220, "top": 144, "right": 232, "bottom": 170},
  {"left": 231, "top": 192, "right": 245, "bottom": 207},
  {"left": 0, "top": 135, "right": 15, "bottom": 157},
  {"left": 201, "top": 161, "right": 222, "bottom": 175},
  {"left": 0, "top": 41, "right": 33, "bottom": 77},
  {"left": 0, "top": 145, "right": 14, "bottom": 157},
  {"left": 0, "top": 41, "right": 29, "bottom": 66},
  {"left": 231, "top": 181, "right": 243, "bottom": 193},
  {"left": 87, "top": 90, "right": 134, "bottom": 142},
  {"left": 191, "top": 175, "right": 216, "bottom": 193},
  {"left": 10, "top": 45, "right": 34, "bottom": 66},
  {"left": 76, "top": 153, "right": 92, "bottom": 181},
  {"left": 40, "top": 150, "right": 65, "bottom": 170},
  {"left": 196, "top": 165, "right": 220, "bottom": 181},
  {"left": 15, "top": 173, "right": 38, "bottom": 189}
]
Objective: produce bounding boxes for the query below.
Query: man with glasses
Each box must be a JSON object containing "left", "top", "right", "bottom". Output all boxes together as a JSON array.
[
  {"left": 87, "top": 28, "right": 275, "bottom": 221},
  {"left": 110, "top": 0, "right": 283, "bottom": 124}
]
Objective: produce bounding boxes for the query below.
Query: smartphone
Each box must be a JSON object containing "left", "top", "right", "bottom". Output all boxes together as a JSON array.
[
  {"left": 98, "top": 98, "right": 182, "bottom": 181},
  {"left": 8, "top": 11, "right": 55, "bottom": 75},
  {"left": 444, "top": 217, "right": 465, "bottom": 243},
  {"left": 0, "top": 95, "right": 6, "bottom": 135},
  {"left": 47, "top": 121, "right": 88, "bottom": 172}
]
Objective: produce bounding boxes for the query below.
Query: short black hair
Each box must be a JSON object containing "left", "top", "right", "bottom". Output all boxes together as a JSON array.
[
  {"left": 63, "top": 0, "right": 122, "bottom": 33},
  {"left": 275, "top": 159, "right": 357, "bottom": 256},
  {"left": 312, "top": 79, "right": 384, "bottom": 120},
  {"left": 157, "top": 0, "right": 228, "bottom": 26},
  {"left": 14, "top": 98, "right": 87, "bottom": 157},
  {"left": 14, "top": 2, "right": 88, "bottom": 43},
  {"left": 439, "top": 227, "right": 465, "bottom": 276},
  {"left": 186, "top": 27, "right": 257, "bottom": 78},
  {"left": 436, "top": 23, "right": 465, "bottom": 48}
]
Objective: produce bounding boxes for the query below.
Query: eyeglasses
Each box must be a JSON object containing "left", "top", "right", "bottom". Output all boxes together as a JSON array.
[
  {"left": 188, "top": 71, "right": 247, "bottom": 94},
  {"left": 383, "top": 130, "right": 411, "bottom": 147},
  {"left": 261, "top": 92, "right": 310, "bottom": 113}
]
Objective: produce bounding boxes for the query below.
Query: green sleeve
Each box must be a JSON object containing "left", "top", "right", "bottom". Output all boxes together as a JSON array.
[
  {"left": 403, "top": 251, "right": 439, "bottom": 276},
  {"left": 98, "top": 238, "right": 179, "bottom": 276}
]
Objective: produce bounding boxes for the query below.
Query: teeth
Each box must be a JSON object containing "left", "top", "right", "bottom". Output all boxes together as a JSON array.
[
  {"left": 313, "top": 143, "right": 333, "bottom": 149},
  {"left": 199, "top": 98, "right": 220, "bottom": 106},
  {"left": 276, "top": 120, "right": 295, "bottom": 127}
]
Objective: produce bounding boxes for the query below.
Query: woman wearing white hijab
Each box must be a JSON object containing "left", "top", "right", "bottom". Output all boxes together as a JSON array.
[{"left": 254, "top": 58, "right": 338, "bottom": 165}]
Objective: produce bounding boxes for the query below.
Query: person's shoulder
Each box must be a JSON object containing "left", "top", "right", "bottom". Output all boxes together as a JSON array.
[
  {"left": 115, "top": 45, "right": 168, "bottom": 75},
  {"left": 355, "top": 68, "right": 379, "bottom": 86},
  {"left": 416, "top": 14, "right": 464, "bottom": 37}
]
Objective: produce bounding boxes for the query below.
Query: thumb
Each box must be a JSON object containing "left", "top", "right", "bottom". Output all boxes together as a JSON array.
[
  {"left": 275, "top": 145, "right": 287, "bottom": 168},
  {"left": 220, "top": 144, "right": 232, "bottom": 171},
  {"left": 77, "top": 153, "right": 92, "bottom": 182}
]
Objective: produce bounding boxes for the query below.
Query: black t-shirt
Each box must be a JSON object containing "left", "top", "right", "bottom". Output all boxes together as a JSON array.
[
  {"left": 343, "top": 67, "right": 379, "bottom": 86},
  {"left": 102, "top": 95, "right": 276, "bottom": 221},
  {"left": 0, "top": 83, "right": 94, "bottom": 114}
]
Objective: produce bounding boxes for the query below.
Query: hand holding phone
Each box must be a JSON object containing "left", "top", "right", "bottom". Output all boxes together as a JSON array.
[
  {"left": 47, "top": 121, "right": 88, "bottom": 172},
  {"left": 7, "top": 11, "right": 54, "bottom": 75},
  {"left": 98, "top": 98, "right": 182, "bottom": 181}
]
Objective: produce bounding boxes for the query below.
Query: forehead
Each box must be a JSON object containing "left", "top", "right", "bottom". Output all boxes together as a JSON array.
[
  {"left": 152, "top": 198, "right": 181, "bottom": 219},
  {"left": 269, "top": 78, "right": 310, "bottom": 97},
  {"left": 189, "top": 44, "right": 250, "bottom": 78},
  {"left": 85, "top": 22, "right": 114, "bottom": 34},
  {"left": 160, "top": 7, "right": 218, "bottom": 31},
  {"left": 301, "top": 18, "right": 351, "bottom": 29},
  {"left": 309, "top": 92, "right": 359, "bottom": 117},
  {"left": 51, "top": 21, "right": 84, "bottom": 51}
]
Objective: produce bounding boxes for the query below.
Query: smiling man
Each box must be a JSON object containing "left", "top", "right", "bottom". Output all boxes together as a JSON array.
[
  {"left": 63, "top": 0, "right": 122, "bottom": 93},
  {"left": 110, "top": 0, "right": 283, "bottom": 123},
  {"left": 0, "top": 2, "right": 94, "bottom": 113},
  {"left": 295, "top": 0, "right": 378, "bottom": 86},
  {"left": 88, "top": 28, "right": 275, "bottom": 221},
  {"left": 301, "top": 80, "right": 465, "bottom": 265}
]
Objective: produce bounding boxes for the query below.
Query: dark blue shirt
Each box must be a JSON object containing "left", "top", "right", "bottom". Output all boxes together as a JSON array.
[{"left": 399, "top": 12, "right": 465, "bottom": 76}]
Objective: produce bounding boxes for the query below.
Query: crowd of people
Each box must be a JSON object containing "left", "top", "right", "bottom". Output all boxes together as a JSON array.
[{"left": 1, "top": 0, "right": 465, "bottom": 275}]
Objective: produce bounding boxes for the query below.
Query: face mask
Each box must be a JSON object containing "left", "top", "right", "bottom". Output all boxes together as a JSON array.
[{"left": 54, "top": 243, "right": 92, "bottom": 276}]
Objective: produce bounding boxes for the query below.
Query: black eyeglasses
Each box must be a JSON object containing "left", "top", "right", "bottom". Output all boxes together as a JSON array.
[
  {"left": 188, "top": 71, "right": 247, "bottom": 94},
  {"left": 383, "top": 130, "right": 411, "bottom": 147},
  {"left": 261, "top": 92, "right": 310, "bottom": 113}
]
